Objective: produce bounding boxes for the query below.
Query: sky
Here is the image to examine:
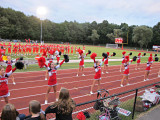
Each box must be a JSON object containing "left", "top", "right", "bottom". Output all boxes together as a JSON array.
[{"left": 1, "top": 0, "right": 160, "bottom": 27}]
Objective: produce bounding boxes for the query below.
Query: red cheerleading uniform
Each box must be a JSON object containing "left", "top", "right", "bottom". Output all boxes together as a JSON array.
[
  {"left": 7, "top": 43, "right": 12, "bottom": 53},
  {"left": 46, "top": 60, "right": 64, "bottom": 86},
  {"left": 4, "top": 60, "right": 15, "bottom": 73},
  {"left": 122, "top": 55, "right": 125, "bottom": 64},
  {"left": 71, "top": 46, "right": 74, "bottom": 54},
  {"left": 146, "top": 63, "right": 151, "bottom": 71},
  {"left": 123, "top": 61, "right": 132, "bottom": 75},
  {"left": 137, "top": 56, "right": 142, "bottom": 63},
  {"left": 94, "top": 62, "right": 102, "bottom": 80},
  {"left": 0, "top": 68, "right": 16, "bottom": 98},
  {"left": 79, "top": 53, "right": 88, "bottom": 66},
  {"left": 104, "top": 57, "right": 109, "bottom": 65}
]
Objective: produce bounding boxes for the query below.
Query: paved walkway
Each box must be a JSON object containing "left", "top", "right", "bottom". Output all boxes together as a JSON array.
[{"left": 137, "top": 105, "right": 160, "bottom": 120}]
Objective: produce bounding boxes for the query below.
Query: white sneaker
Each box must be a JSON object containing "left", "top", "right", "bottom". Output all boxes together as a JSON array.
[
  {"left": 102, "top": 72, "right": 104, "bottom": 74},
  {"left": 13, "top": 82, "right": 16, "bottom": 85},
  {"left": 56, "top": 99, "right": 58, "bottom": 101},
  {"left": 158, "top": 75, "right": 160, "bottom": 77},
  {"left": 127, "top": 83, "right": 130, "bottom": 86},
  {"left": 45, "top": 78, "right": 47, "bottom": 80},
  {"left": 120, "top": 70, "right": 121, "bottom": 72},
  {"left": 76, "top": 74, "right": 78, "bottom": 77},
  {"left": 146, "top": 79, "right": 149, "bottom": 81},
  {"left": 90, "top": 91, "right": 93, "bottom": 94},
  {"left": 82, "top": 74, "right": 85, "bottom": 76},
  {"left": 106, "top": 72, "right": 109, "bottom": 74},
  {"left": 44, "top": 100, "right": 48, "bottom": 104},
  {"left": 144, "top": 79, "right": 146, "bottom": 81},
  {"left": 120, "top": 84, "right": 123, "bottom": 87}
]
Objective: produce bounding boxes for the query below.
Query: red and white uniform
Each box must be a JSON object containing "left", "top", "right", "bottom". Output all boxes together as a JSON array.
[
  {"left": 83, "top": 46, "right": 85, "bottom": 53},
  {"left": 4, "top": 60, "right": 16, "bottom": 73},
  {"left": 123, "top": 61, "right": 132, "bottom": 75},
  {"left": 146, "top": 62, "right": 151, "bottom": 71},
  {"left": 46, "top": 60, "right": 64, "bottom": 86},
  {"left": 7, "top": 43, "right": 12, "bottom": 53},
  {"left": 122, "top": 55, "right": 125, "bottom": 64},
  {"left": 71, "top": 46, "right": 74, "bottom": 54},
  {"left": 79, "top": 53, "right": 88, "bottom": 66},
  {"left": 0, "top": 68, "right": 16, "bottom": 98},
  {"left": 137, "top": 56, "right": 142, "bottom": 64},
  {"left": 94, "top": 61, "right": 103, "bottom": 80},
  {"left": 55, "top": 51, "right": 60, "bottom": 63}
]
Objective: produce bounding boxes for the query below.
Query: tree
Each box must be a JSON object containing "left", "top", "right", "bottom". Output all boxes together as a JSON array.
[
  {"left": 152, "top": 22, "right": 160, "bottom": 46},
  {"left": 88, "top": 29, "right": 100, "bottom": 45},
  {"left": 132, "top": 26, "right": 153, "bottom": 48}
]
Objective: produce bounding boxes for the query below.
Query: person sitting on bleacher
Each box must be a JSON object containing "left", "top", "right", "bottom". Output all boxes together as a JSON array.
[{"left": 45, "top": 87, "right": 76, "bottom": 120}]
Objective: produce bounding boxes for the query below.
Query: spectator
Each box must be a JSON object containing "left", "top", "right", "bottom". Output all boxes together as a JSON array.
[
  {"left": 1, "top": 103, "right": 26, "bottom": 120},
  {"left": 25, "top": 100, "right": 45, "bottom": 120},
  {"left": 45, "top": 87, "right": 76, "bottom": 120}
]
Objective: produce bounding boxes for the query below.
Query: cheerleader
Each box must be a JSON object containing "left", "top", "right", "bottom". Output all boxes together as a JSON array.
[
  {"left": 135, "top": 53, "right": 145, "bottom": 70},
  {"left": 0, "top": 66, "right": 16, "bottom": 103},
  {"left": 144, "top": 55, "right": 154, "bottom": 81},
  {"left": 45, "top": 54, "right": 56, "bottom": 80},
  {"left": 76, "top": 50, "right": 89, "bottom": 76},
  {"left": 3, "top": 56, "right": 19, "bottom": 85},
  {"left": 44, "top": 59, "right": 65, "bottom": 104},
  {"left": 102, "top": 52, "right": 114, "bottom": 74},
  {"left": 90, "top": 59, "right": 103, "bottom": 94},
  {"left": 120, "top": 56, "right": 133, "bottom": 87},
  {"left": 55, "top": 50, "right": 61, "bottom": 64},
  {"left": 120, "top": 51, "right": 126, "bottom": 72}
]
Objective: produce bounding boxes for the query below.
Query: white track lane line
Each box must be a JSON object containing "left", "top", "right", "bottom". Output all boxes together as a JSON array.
[
  {"left": 8, "top": 65, "right": 160, "bottom": 84},
  {"left": 9, "top": 67, "right": 159, "bottom": 91}
]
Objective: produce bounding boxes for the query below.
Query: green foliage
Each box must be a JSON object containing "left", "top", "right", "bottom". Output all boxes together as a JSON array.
[
  {"left": 88, "top": 29, "right": 100, "bottom": 44},
  {"left": 0, "top": 7, "right": 159, "bottom": 48},
  {"left": 132, "top": 26, "right": 153, "bottom": 48}
]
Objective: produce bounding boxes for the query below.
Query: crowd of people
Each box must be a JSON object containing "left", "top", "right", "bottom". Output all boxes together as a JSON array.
[
  {"left": 0, "top": 41, "right": 160, "bottom": 120},
  {"left": 1, "top": 87, "right": 76, "bottom": 120}
]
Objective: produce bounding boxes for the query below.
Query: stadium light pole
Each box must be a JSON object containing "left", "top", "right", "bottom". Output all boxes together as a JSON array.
[{"left": 36, "top": 7, "right": 47, "bottom": 44}]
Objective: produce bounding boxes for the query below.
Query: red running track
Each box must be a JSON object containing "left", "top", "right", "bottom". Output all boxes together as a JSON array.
[{"left": 0, "top": 63, "right": 160, "bottom": 118}]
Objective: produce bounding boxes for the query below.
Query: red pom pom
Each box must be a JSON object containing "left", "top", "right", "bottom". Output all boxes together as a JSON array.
[
  {"left": 107, "top": 52, "right": 110, "bottom": 56},
  {"left": 79, "top": 50, "right": 83, "bottom": 55},
  {"left": 38, "top": 57, "right": 46, "bottom": 68},
  {"left": 122, "top": 51, "right": 126, "bottom": 55},
  {"left": 138, "top": 53, "right": 141, "bottom": 56},
  {"left": 90, "top": 53, "right": 97, "bottom": 59}
]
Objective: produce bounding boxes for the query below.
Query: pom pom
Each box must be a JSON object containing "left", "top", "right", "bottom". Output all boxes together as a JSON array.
[
  {"left": 90, "top": 53, "right": 97, "bottom": 59},
  {"left": 19, "top": 57, "right": 23, "bottom": 60},
  {"left": 150, "top": 54, "right": 152, "bottom": 57},
  {"left": 155, "top": 57, "right": 159, "bottom": 61},
  {"left": 15, "top": 62, "right": 24, "bottom": 69},
  {"left": 79, "top": 50, "right": 83, "bottom": 55},
  {"left": 113, "top": 52, "right": 116, "bottom": 56},
  {"left": 129, "top": 52, "right": 132, "bottom": 56},
  {"left": 125, "top": 56, "right": 129, "bottom": 62},
  {"left": 138, "top": 53, "right": 141, "bottom": 56},
  {"left": 59, "top": 51, "right": 61, "bottom": 56},
  {"left": 63, "top": 54, "right": 69, "bottom": 62},
  {"left": 107, "top": 52, "right": 110, "bottom": 56},
  {"left": 102, "top": 53, "right": 108, "bottom": 58},
  {"left": 88, "top": 50, "right": 91, "bottom": 54},
  {"left": 38, "top": 57, "right": 46, "bottom": 68},
  {"left": 155, "top": 54, "right": 157, "bottom": 57},
  {"left": 143, "top": 53, "right": 146, "bottom": 56},
  {"left": 133, "top": 56, "right": 137, "bottom": 61},
  {"left": 122, "top": 51, "right": 126, "bottom": 55}
]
